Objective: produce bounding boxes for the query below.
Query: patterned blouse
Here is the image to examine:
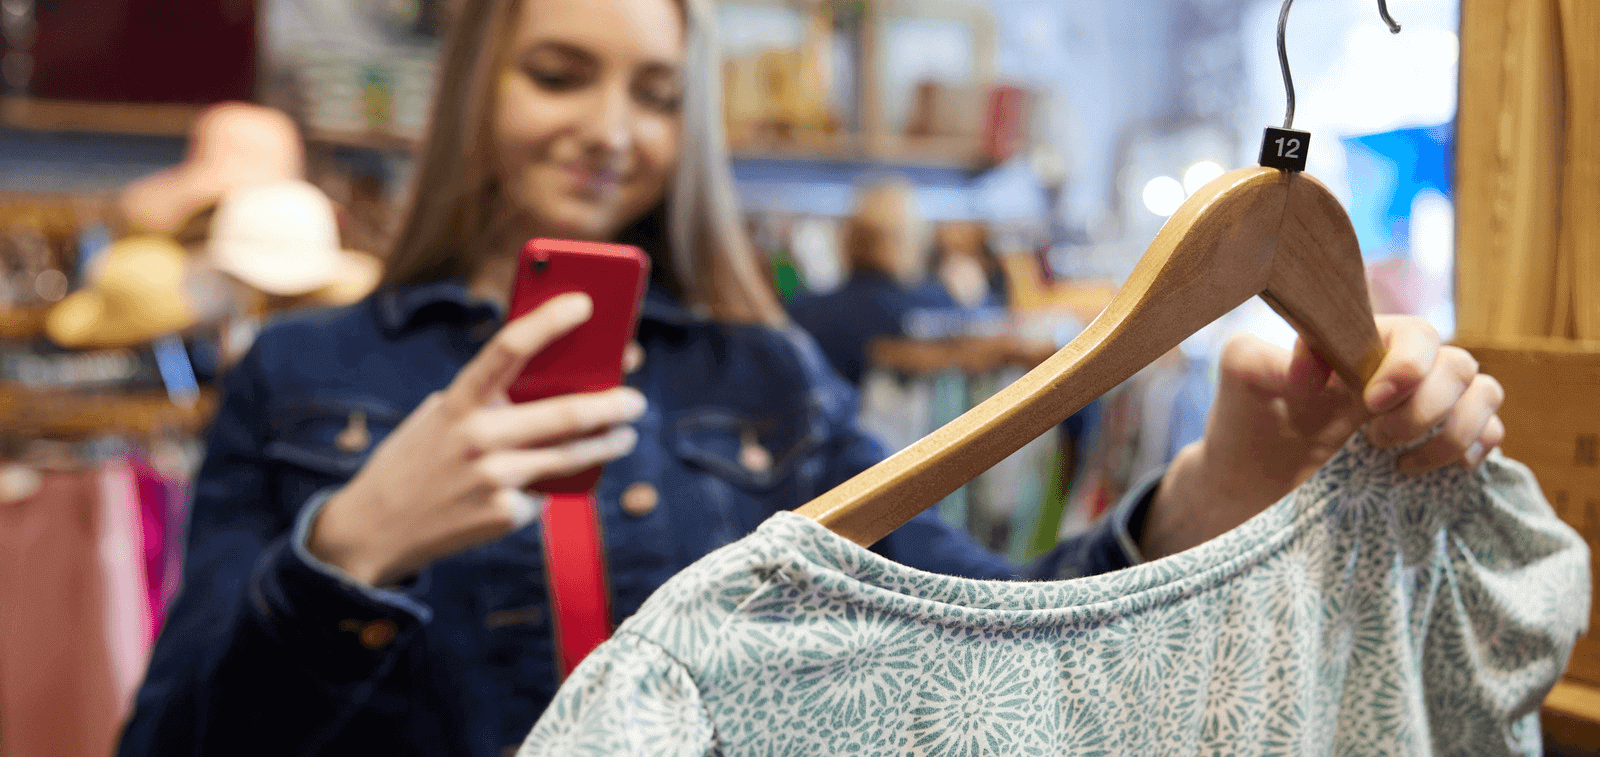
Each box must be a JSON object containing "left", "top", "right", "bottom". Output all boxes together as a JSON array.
[{"left": 518, "top": 435, "right": 1590, "bottom": 756}]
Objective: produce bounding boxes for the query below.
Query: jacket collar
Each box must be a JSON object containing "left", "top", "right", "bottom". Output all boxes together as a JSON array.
[{"left": 375, "top": 279, "right": 701, "bottom": 335}]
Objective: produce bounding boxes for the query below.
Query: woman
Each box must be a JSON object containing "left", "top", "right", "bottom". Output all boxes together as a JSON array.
[{"left": 119, "top": 0, "right": 1506, "bottom": 754}]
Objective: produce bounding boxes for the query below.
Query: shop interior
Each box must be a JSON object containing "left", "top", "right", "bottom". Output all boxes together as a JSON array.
[{"left": 0, "top": 0, "right": 1596, "bottom": 754}]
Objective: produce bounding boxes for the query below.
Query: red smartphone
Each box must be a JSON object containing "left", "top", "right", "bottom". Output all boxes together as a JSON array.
[{"left": 507, "top": 239, "right": 651, "bottom": 492}]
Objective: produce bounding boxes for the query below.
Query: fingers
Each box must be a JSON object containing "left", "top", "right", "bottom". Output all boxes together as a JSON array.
[
  {"left": 470, "top": 426, "right": 639, "bottom": 490},
  {"left": 487, "top": 488, "right": 546, "bottom": 531},
  {"left": 1475, "top": 415, "right": 1507, "bottom": 465},
  {"left": 624, "top": 342, "right": 645, "bottom": 374},
  {"left": 1395, "top": 374, "right": 1506, "bottom": 474},
  {"left": 446, "top": 293, "right": 593, "bottom": 411},
  {"left": 448, "top": 488, "right": 550, "bottom": 549},
  {"left": 1364, "top": 316, "right": 1441, "bottom": 413},
  {"left": 1367, "top": 346, "right": 1479, "bottom": 449},
  {"left": 459, "top": 387, "right": 647, "bottom": 452},
  {"left": 1218, "top": 334, "right": 1293, "bottom": 396},
  {"left": 1285, "top": 338, "right": 1337, "bottom": 401}
]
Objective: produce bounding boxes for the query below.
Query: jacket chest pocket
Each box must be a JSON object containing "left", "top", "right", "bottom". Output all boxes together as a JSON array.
[
  {"left": 670, "top": 404, "right": 829, "bottom": 509},
  {"left": 263, "top": 399, "right": 403, "bottom": 512}
]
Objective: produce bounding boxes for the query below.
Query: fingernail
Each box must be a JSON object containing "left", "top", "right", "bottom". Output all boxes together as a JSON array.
[
  {"left": 607, "top": 425, "right": 639, "bottom": 456},
  {"left": 554, "top": 292, "right": 594, "bottom": 320},
  {"left": 1463, "top": 442, "right": 1486, "bottom": 468},
  {"left": 615, "top": 389, "right": 648, "bottom": 418},
  {"left": 507, "top": 490, "right": 545, "bottom": 530},
  {"left": 1365, "top": 381, "right": 1398, "bottom": 412}
]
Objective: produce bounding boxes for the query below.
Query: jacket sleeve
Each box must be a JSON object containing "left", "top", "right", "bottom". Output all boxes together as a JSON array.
[
  {"left": 781, "top": 324, "right": 1145, "bottom": 581},
  {"left": 117, "top": 337, "right": 437, "bottom": 757}
]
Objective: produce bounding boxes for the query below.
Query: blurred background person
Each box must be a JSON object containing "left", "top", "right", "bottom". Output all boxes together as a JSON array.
[{"left": 787, "top": 177, "right": 956, "bottom": 385}]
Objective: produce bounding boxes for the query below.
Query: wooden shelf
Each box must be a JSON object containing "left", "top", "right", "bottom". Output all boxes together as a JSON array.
[
  {"left": 305, "top": 128, "right": 421, "bottom": 153},
  {"left": 0, "top": 384, "right": 216, "bottom": 439},
  {"left": 870, "top": 335, "right": 1056, "bottom": 375},
  {"left": 0, "top": 306, "right": 50, "bottom": 341},
  {"left": 730, "top": 132, "right": 993, "bottom": 172},
  {"left": 0, "top": 98, "right": 202, "bottom": 137}
]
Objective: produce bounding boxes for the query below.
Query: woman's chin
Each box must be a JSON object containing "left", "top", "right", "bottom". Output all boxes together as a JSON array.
[{"left": 523, "top": 200, "right": 622, "bottom": 242}]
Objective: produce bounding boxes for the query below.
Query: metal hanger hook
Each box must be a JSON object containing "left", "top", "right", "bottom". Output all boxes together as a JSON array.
[{"left": 1278, "top": 0, "right": 1403, "bottom": 129}]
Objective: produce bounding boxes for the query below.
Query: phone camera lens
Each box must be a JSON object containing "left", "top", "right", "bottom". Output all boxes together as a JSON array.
[{"left": 532, "top": 259, "right": 549, "bottom": 273}]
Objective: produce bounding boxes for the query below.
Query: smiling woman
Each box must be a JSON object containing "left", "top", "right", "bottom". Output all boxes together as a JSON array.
[
  {"left": 116, "top": 0, "right": 1038, "bottom": 754},
  {"left": 381, "top": 0, "right": 779, "bottom": 324}
]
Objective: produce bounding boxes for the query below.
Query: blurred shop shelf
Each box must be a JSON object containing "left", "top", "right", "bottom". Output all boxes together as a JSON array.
[
  {"left": 0, "top": 383, "right": 216, "bottom": 439},
  {"left": 729, "top": 132, "right": 995, "bottom": 174},
  {"left": 304, "top": 128, "right": 421, "bottom": 154},
  {"left": 298, "top": 128, "right": 992, "bottom": 168},
  {"left": 0, "top": 305, "right": 50, "bottom": 341},
  {"left": 0, "top": 98, "right": 202, "bottom": 137}
]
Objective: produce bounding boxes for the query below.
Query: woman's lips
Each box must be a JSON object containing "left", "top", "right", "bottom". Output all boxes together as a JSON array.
[{"left": 564, "top": 165, "right": 623, "bottom": 196}]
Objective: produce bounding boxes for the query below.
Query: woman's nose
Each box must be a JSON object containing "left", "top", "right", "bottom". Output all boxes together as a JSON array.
[{"left": 579, "top": 83, "right": 634, "bottom": 158}]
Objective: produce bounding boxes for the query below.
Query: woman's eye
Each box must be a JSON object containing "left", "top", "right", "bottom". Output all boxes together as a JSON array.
[
  {"left": 634, "top": 81, "right": 683, "bottom": 112},
  {"left": 528, "top": 69, "right": 583, "bottom": 91}
]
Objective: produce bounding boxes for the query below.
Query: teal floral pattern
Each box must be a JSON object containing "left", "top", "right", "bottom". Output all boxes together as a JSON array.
[{"left": 519, "top": 435, "right": 1590, "bottom": 756}]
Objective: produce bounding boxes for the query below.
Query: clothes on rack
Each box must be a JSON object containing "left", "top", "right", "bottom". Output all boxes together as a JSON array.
[
  {"left": 518, "top": 435, "right": 1588, "bottom": 756},
  {"left": 857, "top": 364, "right": 1070, "bottom": 558},
  {"left": 858, "top": 353, "right": 1144, "bottom": 561},
  {"left": 0, "top": 444, "right": 192, "bottom": 757},
  {"left": 1056, "top": 350, "right": 1212, "bottom": 542},
  {"left": 0, "top": 464, "right": 135, "bottom": 756},
  {"left": 129, "top": 455, "right": 193, "bottom": 639}
]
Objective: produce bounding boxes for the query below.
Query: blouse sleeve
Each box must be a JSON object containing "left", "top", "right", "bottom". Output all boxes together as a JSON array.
[
  {"left": 517, "top": 634, "right": 717, "bottom": 757},
  {"left": 1422, "top": 448, "right": 1591, "bottom": 744}
]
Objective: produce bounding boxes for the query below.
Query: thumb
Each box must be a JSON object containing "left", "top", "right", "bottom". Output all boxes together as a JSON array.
[
  {"left": 1283, "top": 338, "right": 1336, "bottom": 402},
  {"left": 1218, "top": 334, "right": 1292, "bottom": 398}
]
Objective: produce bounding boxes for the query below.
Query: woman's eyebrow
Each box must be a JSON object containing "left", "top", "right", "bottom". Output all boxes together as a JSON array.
[
  {"left": 517, "top": 40, "right": 596, "bottom": 64},
  {"left": 635, "top": 61, "right": 683, "bottom": 78}
]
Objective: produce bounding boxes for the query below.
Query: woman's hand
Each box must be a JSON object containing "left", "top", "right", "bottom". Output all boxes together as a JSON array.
[
  {"left": 1138, "top": 316, "right": 1505, "bottom": 560},
  {"left": 309, "top": 293, "right": 646, "bottom": 586}
]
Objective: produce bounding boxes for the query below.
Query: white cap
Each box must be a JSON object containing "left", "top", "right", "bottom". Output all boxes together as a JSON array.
[{"left": 206, "top": 180, "right": 375, "bottom": 297}]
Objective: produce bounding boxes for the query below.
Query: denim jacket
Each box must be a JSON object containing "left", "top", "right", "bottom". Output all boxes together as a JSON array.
[{"left": 118, "top": 280, "right": 1155, "bottom": 757}]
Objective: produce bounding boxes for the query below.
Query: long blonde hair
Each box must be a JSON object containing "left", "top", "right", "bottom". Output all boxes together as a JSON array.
[{"left": 380, "top": 0, "right": 781, "bottom": 324}]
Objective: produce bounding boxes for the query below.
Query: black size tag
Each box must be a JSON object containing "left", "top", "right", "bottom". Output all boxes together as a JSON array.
[{"left": 1259, "top": 127, "right": 1311, "bottom": 172}]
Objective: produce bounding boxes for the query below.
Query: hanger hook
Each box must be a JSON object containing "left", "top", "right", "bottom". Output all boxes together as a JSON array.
[{"left": 1277, "top": 0, "right": 1403, "bottom": 129}]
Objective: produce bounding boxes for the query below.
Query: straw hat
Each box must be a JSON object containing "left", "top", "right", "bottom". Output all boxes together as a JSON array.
[
  {"left": 206, "top": 180, "right": 380, "bottom": 298},
  {"left": 46, "top": 236, "right": 198, "bottom": 349},
  {"left": 119, "top": 103, "right": 305, "bottom": 235}
]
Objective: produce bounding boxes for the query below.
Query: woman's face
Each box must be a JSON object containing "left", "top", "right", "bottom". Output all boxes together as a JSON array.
[{"left": 493, "top": 0, "right": 685, "bottom": 242}]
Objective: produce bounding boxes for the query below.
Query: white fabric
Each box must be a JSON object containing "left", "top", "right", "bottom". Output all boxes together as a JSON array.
[{"left": 520, "top": 434, "right": 1589, "bottom": 756}]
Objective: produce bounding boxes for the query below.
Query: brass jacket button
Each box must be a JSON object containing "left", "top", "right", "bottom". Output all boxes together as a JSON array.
[
  {"left": 621, "top": 482, "right": 659, "bottom": 517},
  {"left": 359, "top": 619, "right": 398, "bottom": 649}
]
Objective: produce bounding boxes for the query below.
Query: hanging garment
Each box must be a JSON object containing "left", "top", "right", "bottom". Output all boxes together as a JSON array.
[
  {"left": 928, "top": 370, "right": 970, "bottom": 530},
  {"left": 517, "top": 436, "right": 1588, "bottom": 757},
  {"left": 0, "top": 468, "right": 132, "bottom": 757},
  {"left": 130, "top": 457, "right": 170, "bottom": 642},
  {"left": 99, "top": 460, "right": 155, "bottom": 697}
]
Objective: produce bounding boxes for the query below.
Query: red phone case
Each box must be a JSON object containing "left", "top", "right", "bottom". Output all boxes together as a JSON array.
[{"left": 507, "top": 239, "right": 650, "bottom": 492}]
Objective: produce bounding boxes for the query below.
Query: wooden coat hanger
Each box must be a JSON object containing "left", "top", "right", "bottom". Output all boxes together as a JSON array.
[
  {"left": 798, "top": 0, "right": 1404, "bottom": 547},
  {"left": 799, "top": 167, "right": 1386, "bottom": 546}
]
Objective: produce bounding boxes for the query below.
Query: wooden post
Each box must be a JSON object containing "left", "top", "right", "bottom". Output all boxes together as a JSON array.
[{"left": 1457, "top": 0, "right": 1600, "bottom": 744}]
